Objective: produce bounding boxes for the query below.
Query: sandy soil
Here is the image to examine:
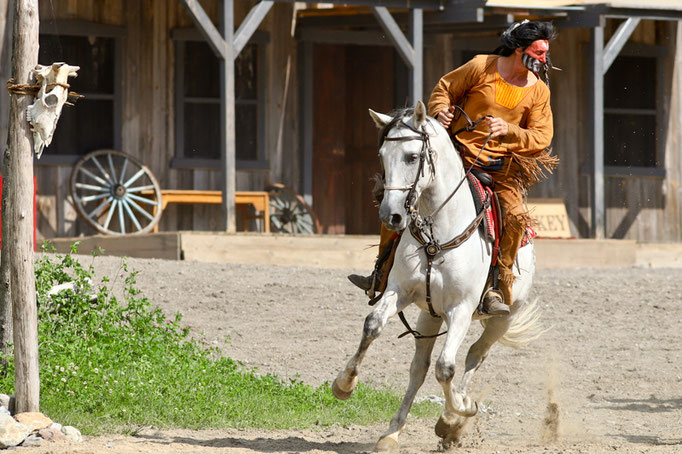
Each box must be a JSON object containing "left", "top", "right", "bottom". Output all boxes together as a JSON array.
[{"left": 20, "top": 253, "right": 682, "bottom": 453}]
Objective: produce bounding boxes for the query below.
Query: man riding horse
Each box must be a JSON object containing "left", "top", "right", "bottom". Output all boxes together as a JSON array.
[{"left": 349, "top": 20, "right": 559, "bottom": 316}]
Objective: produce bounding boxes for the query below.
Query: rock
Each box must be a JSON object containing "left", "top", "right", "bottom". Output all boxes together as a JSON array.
[
  {"left": 14, "top": 412, "right": 53, "bottom": 431},
  {"left": 49, "top": 422, "right": 62, "bottom": 431},
  {"left": 0, "top": 413, "right": 30, "bottom": 448},
  {"left": 21, "top": 434, "right": 42, "bottom": 447},
  {"left": 61, "top": 425, "right": 83, "bottom": 442},
  {"left": 0, "top": 407, "right": 9, "bottom": 416},
  {"left": 0, "top": 395, "right": 15, "bottom": 415},
  {"left": 38, "top": 428, "right": 66, "bottom": 441}
]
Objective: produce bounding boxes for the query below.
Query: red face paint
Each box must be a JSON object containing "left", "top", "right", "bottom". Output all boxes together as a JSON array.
[{"left": 524, "top": 39, "right": 549, "bottom": 63}]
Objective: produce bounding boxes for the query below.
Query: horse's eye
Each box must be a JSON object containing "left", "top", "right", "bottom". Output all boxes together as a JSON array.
[{"left": 407, "top": 154, "right": 419, "bottom": 164}]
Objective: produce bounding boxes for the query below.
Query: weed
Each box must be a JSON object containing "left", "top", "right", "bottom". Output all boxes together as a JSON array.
[{"left": 0, "top": 244, "right": 440, "bottom": 434}]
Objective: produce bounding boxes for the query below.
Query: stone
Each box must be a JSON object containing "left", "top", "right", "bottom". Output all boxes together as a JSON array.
[
  {"left": 0, "top": 395, "right": 15, "bottom": 415},
  {"left": 21, "top": 434, "right": 42, "bottom": 447},
  {"left": 49, "top": 422, "right": 62, "bottom": 431},
  {"left": 38, "top": 428, "right": 66, "bottom": 441},
  {"left": 14, "top": 412, "right": 53, "bottom": 431},
  {"left": 0, "top": 406, "right": 9, "bottom": 416},
  {"left": 0, "top": 395, "right": 10, "bottom": 410},
  {"left": 0, "top": 413, "right": 30, "bottom": 448},
  {"left": 61, "top": 425, "right": 83, "bottom": 442}
]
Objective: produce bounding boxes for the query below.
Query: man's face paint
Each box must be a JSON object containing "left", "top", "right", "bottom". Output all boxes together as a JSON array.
[{"left": 522, "top": 39, "right": 549, "bottom": 73}]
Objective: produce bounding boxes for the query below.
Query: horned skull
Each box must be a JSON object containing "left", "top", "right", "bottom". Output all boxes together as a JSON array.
[{"left": 26, "top": 62, "right": 80, "bottom": 159}]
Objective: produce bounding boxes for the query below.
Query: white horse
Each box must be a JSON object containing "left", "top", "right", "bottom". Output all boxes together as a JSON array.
[{"left": 332, "top": 101, "right": 544, "bottom": 451}]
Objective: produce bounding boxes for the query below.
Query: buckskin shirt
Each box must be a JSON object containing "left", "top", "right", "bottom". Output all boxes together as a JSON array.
[{"left": 427, "top": 54, "right": 555, "bottom": 185}]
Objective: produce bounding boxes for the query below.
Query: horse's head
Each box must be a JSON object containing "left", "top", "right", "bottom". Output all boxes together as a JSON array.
[{"left": 370, "top": 101, "right": 443, "bottom": 231}]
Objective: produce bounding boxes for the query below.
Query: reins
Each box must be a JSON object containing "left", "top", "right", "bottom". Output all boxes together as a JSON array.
[{"left": 381, "top": 108, "right": 494, "bottom": 339}]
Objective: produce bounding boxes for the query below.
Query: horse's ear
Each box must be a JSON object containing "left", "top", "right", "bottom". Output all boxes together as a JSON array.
[
  {"left": 413, "top": 101, "right": 427, "bottom": 126},
  {"left": 369, "top": 109, "right": 392, "bottom": 129}
]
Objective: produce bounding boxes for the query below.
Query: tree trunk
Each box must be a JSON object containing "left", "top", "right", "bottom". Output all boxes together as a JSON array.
[
  {"left": 8, "top": 0, "right": 40, "bottom": 413},
  {"left": 0, "top": 0, "right": 14, "bottom": 366},
  {"left": 0, "top": 149, "right": 12, "bottom": 367}
]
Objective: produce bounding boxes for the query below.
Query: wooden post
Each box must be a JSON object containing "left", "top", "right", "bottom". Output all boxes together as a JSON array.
[
  {"left": 0, "top": 0, "right": 14, "bottom": 360},
  {"left": 220, "top": 0, "right": 236, "bottom": 232},
  {"left": 7, "top": 0, "right": 40, "bottom": 412}
]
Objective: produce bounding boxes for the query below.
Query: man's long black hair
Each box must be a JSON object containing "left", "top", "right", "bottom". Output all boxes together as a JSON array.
[{"left": 492, "top": 20, "right": 557, "bottom": 85}]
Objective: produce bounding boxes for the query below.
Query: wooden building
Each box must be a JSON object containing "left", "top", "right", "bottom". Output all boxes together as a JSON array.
[{"left": 1, "top": 0, "right": 682, "bottom": 241}]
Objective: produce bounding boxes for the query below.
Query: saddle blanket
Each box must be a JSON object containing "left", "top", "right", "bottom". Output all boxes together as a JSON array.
[{"left": 467, "top": 173, "right": 536, "bottom": 248}]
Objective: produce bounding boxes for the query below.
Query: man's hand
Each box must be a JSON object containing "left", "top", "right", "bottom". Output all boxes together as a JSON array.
[
  {"left": 436, "top": 107, "right": 454, "bottom": 128},
  {"left": 485, "top": 117, "right": 508, "bottom": 138}
]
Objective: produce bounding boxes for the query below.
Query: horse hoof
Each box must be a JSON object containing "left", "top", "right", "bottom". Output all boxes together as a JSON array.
[
  {"left": 374, "top": 436, "right": 398, "bottom": 452},
  {"left": 435, "top": 413, "right": 468, "bottom": 442},
  {"left": 435, "top": 415, "right": 453, "bottom": 439},
  {"left": 332, "top": 377, "right": 356, "bottom": 400}
]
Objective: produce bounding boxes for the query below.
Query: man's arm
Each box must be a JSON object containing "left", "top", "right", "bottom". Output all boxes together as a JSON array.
[
  {"left": 427, "top": 57, "right": 481, "bottom": 126},
  {"left": 502, "top": 86, "right": 553, "bottom": 153}
]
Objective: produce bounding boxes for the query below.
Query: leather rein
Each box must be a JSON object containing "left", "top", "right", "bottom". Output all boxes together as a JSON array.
[{"left": 381, "top": 108, "right": 494, "bottom": 339}]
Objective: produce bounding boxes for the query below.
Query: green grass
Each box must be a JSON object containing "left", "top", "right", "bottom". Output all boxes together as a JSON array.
[{"left": 0, "top": 243, "right": 440, "bottom": 435}]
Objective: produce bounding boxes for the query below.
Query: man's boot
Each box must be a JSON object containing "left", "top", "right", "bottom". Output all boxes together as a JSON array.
[
  {"left": 348, "top": 273, "right": 374, "bottom": 292},
  {"left": 482, "top": 288, "right": 510, "bottom": 316}
]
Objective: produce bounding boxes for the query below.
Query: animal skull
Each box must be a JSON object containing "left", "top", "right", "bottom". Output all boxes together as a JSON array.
[{"left": 26, "top": 62, "right": 80, "bottom": 159}]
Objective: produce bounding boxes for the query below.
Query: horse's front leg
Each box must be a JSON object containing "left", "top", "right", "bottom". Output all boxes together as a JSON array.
[
  {"left": 375, "top": 310, "right": 442, "bottom": 451},
  {"left": 332, "top": 288, "right": 408, "bottom": 400},
  {"left": 434, "top": 304, "right": 477, "bottom": 446}
]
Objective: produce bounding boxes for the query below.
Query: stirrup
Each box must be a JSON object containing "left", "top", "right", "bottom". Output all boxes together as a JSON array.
[{"left": 479, "top": 288, "right": 509, "bottom": 316}]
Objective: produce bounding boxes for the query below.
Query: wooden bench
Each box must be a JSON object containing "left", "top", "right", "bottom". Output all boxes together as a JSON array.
[{"left": 149, "top": 190, "right": 270, "bottom": 233}]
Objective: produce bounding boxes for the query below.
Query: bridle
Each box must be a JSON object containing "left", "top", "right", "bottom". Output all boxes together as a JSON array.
[{"left": 380, "top": 108, "right": 495, "bottom": 338}]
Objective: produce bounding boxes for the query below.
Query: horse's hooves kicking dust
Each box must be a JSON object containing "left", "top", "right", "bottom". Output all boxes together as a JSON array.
[{"left": 435, "top": 413, "right": 470, "bottom": 448}]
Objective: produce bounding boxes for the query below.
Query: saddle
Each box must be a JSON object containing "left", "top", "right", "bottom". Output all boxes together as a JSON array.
[{"left": 466, "top": 170, "right": 536, "bottom": 264}]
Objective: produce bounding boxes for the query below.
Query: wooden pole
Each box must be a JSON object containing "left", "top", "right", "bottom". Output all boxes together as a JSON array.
[
  {"left": 0, "top": 0, "right": 14, "bottom": 360},
  {"left": 7, "top": 0, "right": 40, "bottom": 412}
]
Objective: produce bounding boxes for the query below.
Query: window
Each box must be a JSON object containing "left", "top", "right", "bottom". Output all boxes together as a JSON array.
[
  {"left": 37, "top": 23, "right": 122, "bottom": 164},
  {"left": 173, "top": 31, "right": 267, "bottom": 169},
  {"left": 603, "top": 44, "right": 666, "bottom": 176}
]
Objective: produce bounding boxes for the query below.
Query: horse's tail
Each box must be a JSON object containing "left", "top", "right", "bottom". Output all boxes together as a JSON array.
[{"left": 481, "top": 297, "right": 549, "bottom": 349}]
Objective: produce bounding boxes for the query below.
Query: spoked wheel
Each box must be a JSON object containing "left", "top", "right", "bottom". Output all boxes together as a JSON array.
[
  {"left": 70, "top": 149, "right": 163, "bottom": 235},
  {"left": 266, "top": 184, "right": 320, "bottom": 234}
]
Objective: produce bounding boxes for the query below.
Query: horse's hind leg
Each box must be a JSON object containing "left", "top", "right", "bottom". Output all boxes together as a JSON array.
[
  {"left": 375, "top": 311, "right": 443, "bottom": 452},
  {"left": 332, "top": 289, "right": 408, "bottom": 400},
  {"left": 457, "top": 316, "right": 511, "bottom": 396}
]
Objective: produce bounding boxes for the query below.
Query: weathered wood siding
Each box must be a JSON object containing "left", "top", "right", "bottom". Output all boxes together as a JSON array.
[
  {"left": 29, "top": 0, "right": 298, "bottom": 239},
  {"left": 2, "top": 2, "right": 680, "bottom": 242}
]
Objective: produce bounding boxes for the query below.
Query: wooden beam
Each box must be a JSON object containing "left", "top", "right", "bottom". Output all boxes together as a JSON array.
[
  {"left": 8, "top": 0, "right": 40, "bottom": 412},
  {"left": 408, "top": 9, "right": 423, "bottom": 105},
  {"left": 298, "top": 41, "right": 314, "bottom": 205},
  {"left": 298, "top": 28, "right": 391, "bottom": 46},
  {"left": 233, "top": 1, "right": 273, "bottom": 58},
  {"left": 372, "top": 6, "right": 415, "bottom": 68},
  {"left": 179, "top": 0, "right": 227, "bottom": 60},
  {"left": 602, "top": 17, "right": 640, "bottom": 74},
  {"left": 221, "top": 0, "right": 236, "bottom": 232},
  {"left": 589, "top": 23, "right": 605, "bottom": 239}
]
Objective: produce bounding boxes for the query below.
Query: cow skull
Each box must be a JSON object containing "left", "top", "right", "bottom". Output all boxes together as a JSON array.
[{"left": 26, "top": 62, "right": 80, "bottom": 159}]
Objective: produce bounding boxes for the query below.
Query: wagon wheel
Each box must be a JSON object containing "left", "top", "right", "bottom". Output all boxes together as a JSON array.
[
  {"left": 266, "top": 184, "right": 320, "bottom": 234},
  {"left": 70, "top": 149, "right": 163, "bottom": 235}
]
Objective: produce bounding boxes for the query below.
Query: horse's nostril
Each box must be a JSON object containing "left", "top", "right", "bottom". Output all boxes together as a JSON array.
[{"left": 390, "top": 214, "right": 402, "bottom": 226}]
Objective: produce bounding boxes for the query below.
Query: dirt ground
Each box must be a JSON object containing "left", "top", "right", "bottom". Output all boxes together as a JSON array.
[{"left": 20, "top": 252, "right": 682, "bottom": 453}]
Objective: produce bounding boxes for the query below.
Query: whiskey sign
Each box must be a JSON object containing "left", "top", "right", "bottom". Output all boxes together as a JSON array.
[{"left": 526, "top": 198, "right": 572, "bottom": 238}]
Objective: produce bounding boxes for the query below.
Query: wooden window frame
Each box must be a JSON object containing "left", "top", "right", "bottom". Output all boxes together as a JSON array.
[
  {"left": 171, "top": 28, "right": 268, "bottom": 171},
  {"left": 35, "top": 20, "right": 124, "bottom": 166},
  {"left": 603, "top": 42, "right": 667, "bottom": 178}
]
